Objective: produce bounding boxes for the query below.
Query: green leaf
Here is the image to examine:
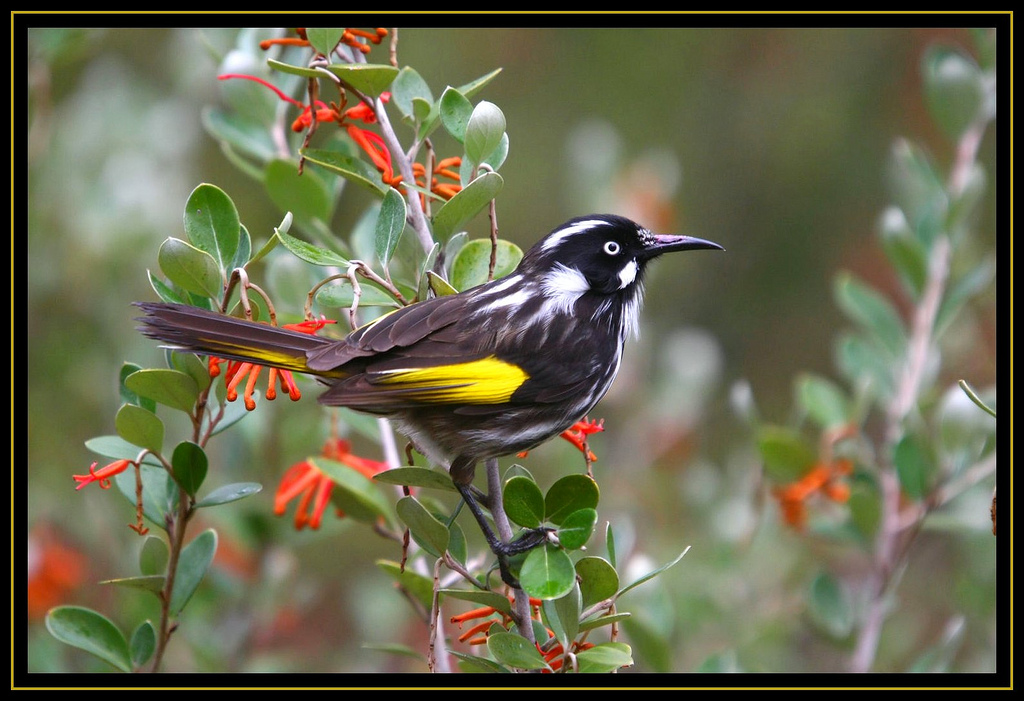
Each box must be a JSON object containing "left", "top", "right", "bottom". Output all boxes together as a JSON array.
[
  {"left": 575, "top": 642, "right": 633, "bottom": 674},
  {"left": 879, "top": 207, "right": 928, "bottom": 298},
  {"left": 202, "top": 107, "right": 277, "bottom": 163},
  {"left": 170, "top": 351, "right": 213, "bottom": 394},
  {"left": 836, "top": 331, "right": 895, "bottom": 402},
  {"left": 757, "top": 425, "right": 817, "bottom": 484},
  {"left": 171, "top": 441, "right": 208, "bottom": 497},
  {"left": 888, "top": 138, "right": 947, "bottom": 244},
  {"left": 45, "top": 606, "right": 131, "bottom": 672},
  {"left": 124, "top": 368, "right": 200, "bottom": 413},
  {"left": 464, "top": 101, "right": 506, "bottom": 166},
  {"left": 158, "top": 237, "right": 223, "bottom": 299},
  {"left": 316, "top": 456, "right": 391, "bottom": 524},
  {"left": 431, "top": 171, "right": 503, "bottom": 243},
  {"left": 195, "top": 481, "right": 262, "bottom": 508},
  {"left": 129, "top": 621, "right": 157, "bottom": 668},
  {"left": 373, "top": 466, "right": 456, "bottom": 492},
  {"left": 617, "top": 547, "right": 689, "bottom": 599},
  {"left": 147, "top": 269, "right": 188, "bottom": 305},
  {"left": 374, "top": 187, "right": 407, "bottom": 267},
  {"left": 605, "top": 522, "right": 617, "bottom": 569},
  {"left": 576, "top": 556, "right": 619, "bottom": 609},
  {"left": 486, "top": 631, "right": 551, "bottom": 671},
  {"left": 302, "top": 148, "right": 388, "bottom": 196},
  {"left": 85, "top": 435, "right": 160, "bottom": 465},
  {"left": 806, "top": 572, "right": 853, "bottom": 638},
  {"left": 169, "top": 529, "right": 218, "bottom": 616},
  {"left": 579, "top": 611, "right": 631, "bottom": 633},
  {"left": 139, "top": 536, "right": 168, "bottom": 576},
  {"left": 449, "top": 238, "right": 523, "bottom": 291},
  {"left": 183, "top": 183, "right": 240, "bottom": 274},
  {"left": 557, "top": 508, "right": 598, "bottom": 550},
  {"left": 426, "top": 270, "right": 459, "bottom": 297},
  {"left": 544, "top": 474, "right": 600, "bottom": 526},
  {"left": 451, "top": 650, "right": 512, "bottom": 674},
  {"left": 795, "top": 373, "right": 850, "bottom": 430},
  {"left": 546, "top": 582, "right": 581, "bottom": 648},
  {"left": 322, "top": 63, "right": 399, "bottom": 97},
  {"left": 439, "top": 86, "right": 473, "bottom": 142},
  {"left": 376, "top": 559, "right": 434, "bottom": 610},
  {"left": 316, "top": 280, "right": 402, "bottom": 309},
  {"left": 265, "top": 57, "right": 334, "bottom": 80},
  {"left": 264, "top": 158, "right": 334, "bottom": 225},
  {"left": 935, "top": 257, "right": 994, "bottom": 337},
  {"left": 520, "top": 544, "right": 576, "bottom": 600},
  {"left": 417, "top": 242, "right": 441, "bottom": 302},
  {"left": 115, "top": 403, "right": 164, "bottom": 453},
  {"left": 834, "top": 272, "right": 906, "bottom": 358},
  {"left": 923, "top": 46, "right": 986, "bottom": 140},
  {"left": 439, "top": 589, "right": 513, "bottom": 615},
  {"left": 100, "top": 574, "right": 165, "bottom": 595},
  {"left": 275, "top": 226, "right": 349, "bottom": 267},
  {"left": 304, "top": 28, "right": 345, "bottom": 56},
  {"left": 893, "top": 433, "right": 935, "bottom": 501},
  {"left": 396, "top": 495, "right": 450, "bottom": 557},
  {"left": 502, "top": 475, "right": 545, "bottom": 529},
  {"left": 120, "top": 363, "right": 156, "bottom": 412},
  {"left": 391, "top": 66, "right": 434, "bottom": 121}
]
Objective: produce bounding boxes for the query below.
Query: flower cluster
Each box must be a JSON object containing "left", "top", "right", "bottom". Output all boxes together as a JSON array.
[
  {"left": 450, "top": 597, "right": 595, "bottom": 672},
  {"left": 208, "top": 317, "right": 335, "bottom": 411},
  {"left": 772, "top": 458, "right": 853, "bottom": 530},
  {"left": 518, "top": 417, "right": 605, "bottom": 462},
  {"left": 274, "top": 438, "right": 389, "bottom": 530},
  {"left": 259, "top": 27, "right": 389, "bottom": 56}
]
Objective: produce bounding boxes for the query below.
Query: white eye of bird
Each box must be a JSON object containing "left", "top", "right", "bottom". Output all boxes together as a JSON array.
[{"left": 603, "top": 241, "right": 621, "bottom": 255}]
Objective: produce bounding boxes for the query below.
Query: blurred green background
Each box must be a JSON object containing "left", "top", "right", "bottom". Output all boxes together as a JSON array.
[{"left": 25, "top": 25, "right": 998, "bottom": 675}]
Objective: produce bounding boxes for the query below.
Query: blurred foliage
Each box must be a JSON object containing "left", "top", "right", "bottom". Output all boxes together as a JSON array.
[{"left": 23, "top": 23, "right": 1000, "bottom": 679}]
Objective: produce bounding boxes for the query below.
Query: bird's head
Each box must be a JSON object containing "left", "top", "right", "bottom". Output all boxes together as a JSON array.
[{"left": 521, "top": 214, "right": 723, "bottom": 298}]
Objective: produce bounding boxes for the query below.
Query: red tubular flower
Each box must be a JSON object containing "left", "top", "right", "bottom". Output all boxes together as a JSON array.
[
  {"left": 274, "top": 439, "right": 389, "bottom": 530},
  {"left": 518, "top": 418, "right": 605, "bottom": 462},
  {"left": 209, "top": 317, "right": 335, "bottom": 411},
  {"left": 773, "top": 458, "right": 854, "bottom": 530},
  {"left": 73, "top": 459, "right": 131, "bottom": 490}
]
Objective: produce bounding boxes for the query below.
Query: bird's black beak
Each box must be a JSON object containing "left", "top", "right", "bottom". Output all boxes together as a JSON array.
[{"left": 641, "top": 233, "right": 724, "bottom": 260}]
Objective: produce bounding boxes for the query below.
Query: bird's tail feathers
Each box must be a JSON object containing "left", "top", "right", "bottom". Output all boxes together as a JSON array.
[{"left": 135, "top": 302, "right": 338, "bottom": 376}]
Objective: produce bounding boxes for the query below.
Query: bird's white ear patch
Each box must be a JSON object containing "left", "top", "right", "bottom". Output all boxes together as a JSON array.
[
  {"left": 541, "top": 263, "right": 591, "bottom": 314},
  {"left": 618, "top": 259, "right": 638, "bottom": 289}
]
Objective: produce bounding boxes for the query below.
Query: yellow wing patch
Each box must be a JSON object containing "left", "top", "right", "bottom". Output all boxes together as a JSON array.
[{"left": 376, "top": 356, "right": 529, "bottom": 404}]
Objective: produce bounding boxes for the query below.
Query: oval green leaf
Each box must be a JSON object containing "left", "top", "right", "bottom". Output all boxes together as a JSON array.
[
  {"left": 464, "top": 101, "right": 506, "bottom": 166},
  {"left": 304, "top": 28, "right": 345, "bottom": 56},
  {"left": 576, "top": 556, "right": 620, "bottom": 609},
  {"left": 125, "top": 368, "right": 200, "bottom": 413},
  {"left": 316, "top": 457, "right": 391, "bottom": 524},
  {"left": 391, "top": 66, "right": 434, "bottom": 121},
  {"left": 373, "top": 466, "right": 456, "bottom": 492},
  {"left": 449, "top": 238, "right": 523, "bottom": 292},
  {"left": 323, "top": 63, "right": 399, "bottom": 97},
  {"left": 502, "top": 475, "right": 545, "bottom": 529},
  {"left": 807, "top": 572, "right": 854, "bottom": 639},
  {"left": 556, "top": 507, "right": 598, "bottom": 550},
  {"left": 575, "top": 642, "right": 634, "bottom": 674},
  {"left": 171, "top": 441, "right": 208, "bottom": 497},
  {"left": 301, "top": 148, "right": 388, "bottom": 196},
  {"left": 396, "top": 495, "right": 450, "bottom": 557},
  {"left": 45, "top": 606, "right": 131, "bottom": 672},
  {"left": 544, "top": 474, "right": 600, "bottom": 526},
  {"left": 756, "top": 425, "right": 817, "bottom": 484},
  {"left": 183, "top": 183, "right": 240, "bottom": 273},
  {"left": 158, "top": 237, "right": 223, "bottom": 299},
  {"left": 439, "top": 86, "right": 473, "bottom": 142},
  {"left": 115, "top": 403, "right": 164, "bottom": 453},
  {"left": 169, "top": 529, "right": 218, "bottom": 616},
  {"left": 520, "top": 544, "right": 576, "bottom": 600},
  {"left": 129, "top": 620, "right": 157, "bottom": 668},
  {"left": 374, "top": 187, "right": 407, "bottom": 267},
  {"left": 275, "top": 226, "right": 349, "bottom": 267},
  {"left": 431, "top": 171, "right": 503, "bottom": 243},
  {"left": 139, "top": 535, "right": 168, "bottom": 576},
  {"left": 195, "top": 481, "right": 263, "bottom": 508},
  {"left": 486, "top": 631, "right": 551, "bottom": 671}
]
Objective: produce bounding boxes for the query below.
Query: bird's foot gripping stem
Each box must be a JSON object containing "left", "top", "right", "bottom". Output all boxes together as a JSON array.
[{"left": 454, "top": 482, "right": 552, "bottom": 588}]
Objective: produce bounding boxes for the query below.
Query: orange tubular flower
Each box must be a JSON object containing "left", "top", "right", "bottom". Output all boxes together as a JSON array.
[
  {"left": 73, "top": 459, "right": 132, "bottom": 490},
  {"left": 275, "top": 439, "right": 389, "bottom": 530},
  {"left": 209, "top": 317, "right": 335, "bottom": 411},
  {"left": 773, "top": 458, "right": 854, "bottom": 530},
  {"left": 518, "top": 418, "right": 605, "bottom": 462}
]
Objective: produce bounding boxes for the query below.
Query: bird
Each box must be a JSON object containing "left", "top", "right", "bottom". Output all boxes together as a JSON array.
[{"left": 136, "top": 214, "right": 723, "bottom": 585}]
